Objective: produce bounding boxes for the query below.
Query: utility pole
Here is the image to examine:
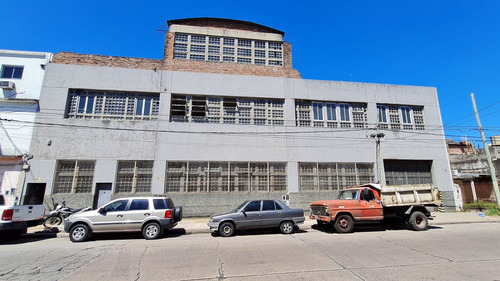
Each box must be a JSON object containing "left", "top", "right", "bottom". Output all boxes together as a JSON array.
[
  {"left": 471, "top": 92, "right": 500, "bottom": 208},
  {"left": 371, "top": 124, "right": 385, "bottom": 184}
]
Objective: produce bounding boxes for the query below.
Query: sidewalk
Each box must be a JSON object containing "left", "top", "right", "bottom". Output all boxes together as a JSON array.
[{"left": 29, "top": 211, "right": 500, "bottom": 237}]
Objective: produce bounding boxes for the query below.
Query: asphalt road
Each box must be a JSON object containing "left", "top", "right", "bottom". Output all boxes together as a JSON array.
[{"left": 1, "top": 223, "right": 499, "bottom": 281}]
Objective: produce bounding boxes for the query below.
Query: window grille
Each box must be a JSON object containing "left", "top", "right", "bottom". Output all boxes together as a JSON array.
[
  {"left": 67, "top": 90, "right": 159, "bottom": 120},
  {"left": 171, "top": 94, "right": 284, "bottom": 126},
  {"left": 296, "top": 100, "right": 367, "bottom": 128},
  {"left": 165, "top": 161, "right": 287, "bottom": 193},
  {"left": 298, "top": 162, "right": 374, "bottom": 191},
  {"left": 173, "top": 33, "right": 283, "bottom": 67},
  {"left": 378, "top": 104, "right": 426, "bottom": 130},
  {"left": 115, "top": 161, "right": 153, "bottom": 193},
  {"left": 54, "top": 160, "right": 95, "bottom": 194}
]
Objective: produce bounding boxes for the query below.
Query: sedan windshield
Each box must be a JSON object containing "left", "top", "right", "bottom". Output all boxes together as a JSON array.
[
  {"left": 337, "top": 190, "right": 359, "bottom": 200},
  {"left": 233, "top": 201, "right": 249, "bottom": 213}
]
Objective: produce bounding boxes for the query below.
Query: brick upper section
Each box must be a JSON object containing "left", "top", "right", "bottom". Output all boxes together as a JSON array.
[{"left": 51, "top": 18, "right": 301, "bottom": 79}]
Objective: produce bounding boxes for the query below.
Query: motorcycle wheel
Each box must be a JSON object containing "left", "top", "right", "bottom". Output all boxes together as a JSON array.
[{"left": 43, "top": 215, "right": 63, "bottom": 227}]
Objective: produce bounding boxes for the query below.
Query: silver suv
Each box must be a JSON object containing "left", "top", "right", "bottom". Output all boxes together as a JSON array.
[{"left": 64, "top": 197, "right": 182, "bottom": 242}]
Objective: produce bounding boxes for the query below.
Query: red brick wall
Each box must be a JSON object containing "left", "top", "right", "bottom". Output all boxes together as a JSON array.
[{"left": 52, "top": 31, "right": 301, "bottom": 79}]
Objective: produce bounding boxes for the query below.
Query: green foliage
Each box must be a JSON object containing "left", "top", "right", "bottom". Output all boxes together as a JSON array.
[{"left": 463, "top": 200, "right": 500, "bottom": 216}]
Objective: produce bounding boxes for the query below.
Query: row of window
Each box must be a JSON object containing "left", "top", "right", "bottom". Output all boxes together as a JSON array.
[
  {"left": 1, "top": 65, "right": 24, "bottom": 79},
  {"left": 64, "top": 90, "right": 426, "bottom": 130},
  {"left": 173, "top": 33, "right": 284, "bottom": 66},
  {"left": 52, "top": 160, "right": 432, "bottom": 194}
]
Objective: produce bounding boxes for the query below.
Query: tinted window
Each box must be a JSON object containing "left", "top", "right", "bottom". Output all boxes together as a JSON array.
[
  {"left": 153, "top": 199, "right": 170, "bottom": 210},
  {"left": 262, "top": 200, "right": 275, "bottom": 211},
  {"left": 244, "top": 201, "right": 261, "bottom": 212},
  {"left": 1, "top": 66, "right": 24, "bottom": 79},
  {"left": 103, "top": 200, "right": 128, "bottom": 212},
  {"left": 129, "top": 199, "right": 149, "bottom": 210}
]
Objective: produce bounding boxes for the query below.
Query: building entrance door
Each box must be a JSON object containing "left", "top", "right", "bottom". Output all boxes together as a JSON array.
[{"left": 93, "top": 183, "right": 112, "bottom": 209}]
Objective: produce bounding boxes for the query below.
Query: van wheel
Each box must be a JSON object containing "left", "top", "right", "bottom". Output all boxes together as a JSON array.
[
  {"left": 280, "top": 221, "right": 294, "bottom": 234},
  {"left": 219, "top": 222, "right": 235, "bottom": 237},
  {"left": 408, "top": 211, "right": 428, "bottom": 231},
  {"left": 334, "top": 215, "right": 354, "bottom": 233},
  {"left": 143, "top": 222, "right": 161, "bottom": 239},
  {"left": 70, "top": 224, "right": 90, "bottom": 242}
]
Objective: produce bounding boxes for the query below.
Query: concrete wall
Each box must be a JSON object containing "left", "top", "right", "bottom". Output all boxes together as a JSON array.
[{"left": 29, "top": 63, "right": 455, "bottom": 215}]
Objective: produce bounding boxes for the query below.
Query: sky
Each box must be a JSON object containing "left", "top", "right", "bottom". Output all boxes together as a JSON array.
[{"left": 2, "top": 0, "right": 499, "bottom": 147}]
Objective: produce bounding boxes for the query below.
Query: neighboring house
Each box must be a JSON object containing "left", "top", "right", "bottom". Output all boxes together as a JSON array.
[
  {"left": 0, "top": 49, "right": 52, "bottom": 205},
  {"left": 448, "top": 138, "right": 500, "bottom": 204},
  {"left": 26, "top": 18, "right": 455, "bottom": 215}
]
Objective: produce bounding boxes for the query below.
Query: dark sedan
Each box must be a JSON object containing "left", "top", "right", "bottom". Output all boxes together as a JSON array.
[{"left": 207, "top": 200, "right": 305, "bottom": 237}]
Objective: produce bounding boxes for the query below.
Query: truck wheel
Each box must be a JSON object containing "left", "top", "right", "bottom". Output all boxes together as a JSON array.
[
  {"left": 408, "top": 211, "right": 428, "bottom": 231},
  {"left": 143, "top": 222, "right": 161, "bottom": 239},
  {"left": 334, "top": 215, "right": 354, "bottom": 233},
  {"left": 219, "top": 222, "right": 235, "bottom": 237},
  {"left": 280, "top": 221, "right": 294, "bottom": 234},
  {"left": 70, "top": 224, "right": 90, "bottom": 242}
]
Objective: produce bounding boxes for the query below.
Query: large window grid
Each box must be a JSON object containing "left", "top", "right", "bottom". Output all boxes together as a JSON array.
[
  {"left": 174, "top": 33, "right": 283, "bottom": 67},
  {"left": 296, "top": 100, "right": 367, "bottom": 128},
  {"left": 53, "top": 160, "right": 95, "bottom": 194},
  {"left": 170, "top": 94, "right": 284, "bottom": 126},
  {"left": 67, "top": 90, "right": 160, "bottom": 120},
  {"left": 384, "top": 160, "right": 432, "bottom": 185},
  {"left": 377, "top": 105, "right": 425, "bottom": 130},
  {"left": 165, "top": 162, "right": 287, "bottom": 193},
  {"left": 115, "top": 161, "right": 153, "bottom": 193},
  {"left": 299, "top": 162, "right": 374, "bottom": 191}
]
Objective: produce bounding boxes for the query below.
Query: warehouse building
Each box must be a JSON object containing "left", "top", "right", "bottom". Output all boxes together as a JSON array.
[{"left": 25, "top": 18, "right": 456, "bottom": 215}]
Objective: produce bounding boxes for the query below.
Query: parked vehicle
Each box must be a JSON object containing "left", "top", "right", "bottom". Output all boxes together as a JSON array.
[
  {"left": 309, "top": 183, "right": 441, "bottom": 233},
  {"left": 64, "top": 197, "right": 182, "bottom": 242},
  {"left": 43, "top": 200, "right": 90, "bottom": 227},
  {"left": 0, "top": 193, "right": 45, "bottom": 238},
  {"left": 208, "top": 200, "right": 305, "bottom": 237}
]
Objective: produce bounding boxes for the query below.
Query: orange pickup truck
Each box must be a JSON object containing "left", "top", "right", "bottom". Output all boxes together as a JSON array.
[{"left": 309, "top": 183, "right": 440, "bottom": 233}]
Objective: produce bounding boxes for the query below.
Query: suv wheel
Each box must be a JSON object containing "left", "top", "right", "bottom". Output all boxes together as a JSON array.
[
  {"left": 143, "top": 222, "right": 161, "bottom": 239},
  {"left": 174, "top": 206, "right": 183, "bottom": 221},
  {"left": 70, "top": 224, "right": 90, "bottom": 242}
]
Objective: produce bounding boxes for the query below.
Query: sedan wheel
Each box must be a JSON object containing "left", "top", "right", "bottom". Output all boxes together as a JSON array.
[
  {"left": 280, "top": 221, "right": 294, "bottom": 234},
  {"left": 219, "top": 222, "right": 235, "bottom": 237}
]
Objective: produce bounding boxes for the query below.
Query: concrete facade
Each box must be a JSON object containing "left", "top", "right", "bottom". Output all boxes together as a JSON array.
[
  {"left": 25, "top": 18, "right": 455, "bottom": 215},
  {"left": 0, "top": 50, "right": 52, "bottom": 205}
]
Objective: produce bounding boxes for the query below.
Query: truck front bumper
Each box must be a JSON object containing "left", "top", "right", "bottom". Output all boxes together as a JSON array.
[{"left": 309, "top": 214, "right": 332, "bottom": 223}]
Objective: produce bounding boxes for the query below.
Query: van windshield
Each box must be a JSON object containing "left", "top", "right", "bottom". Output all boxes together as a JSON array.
[{"left": 337, "top": 190, "right": 359, "bottom": 200}]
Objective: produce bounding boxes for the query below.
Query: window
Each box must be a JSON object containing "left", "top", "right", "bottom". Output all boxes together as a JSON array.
[
  {"left": 299, "top": 162, "right": 375, "bottom": 191},
  {"left": 377, "top": 104, "right": 425, "bottom": 130},
  {"left": 129, "top": 199, "right": 149, "bottom": 210},
  {"left": 103, "top": 200, "right": 129, "bottom": 212},
  {"left": 384, "top": 160, "right": 432, "bottom": 185},
  {"left": 153, "top": 198, "right": 172, "bottom": 210},
  {"left": 296, "top": 100, "right": 366, "bottom": 128},
  {"left": 245, "top": 201, "right": 261, "bottom": 212},
  {"left": 1, "top": 66, "right": 24, "bottom": 79},
  {"left": 165, "top": 161, "right": 286, "bottom": 193},
  {"left": 172, "top": 33, "right": 283, "bottom": 67},
  {"left": 115, "top": 161, "right": 153, "bottom": 193},
  {"left": 262, "top": 200, "right": 276, "bottom": 211},
  {"left": 67, "top": 90, "right": 159, "bottom": 120},
  {"left": 54, "top": 160, "right": 95, "bottom": 194},
  {"left": 170, "top": 94, "right": 284, "bottom": 126}
]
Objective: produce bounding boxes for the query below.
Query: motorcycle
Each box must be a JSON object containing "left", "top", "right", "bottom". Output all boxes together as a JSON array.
[{"left": 43, "top": 199, "right": 91, "bottom": 227}]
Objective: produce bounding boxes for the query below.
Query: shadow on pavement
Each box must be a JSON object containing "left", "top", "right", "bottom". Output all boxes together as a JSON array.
[{"left": 0, "top": 231, "right": 58, "bottom": 245}]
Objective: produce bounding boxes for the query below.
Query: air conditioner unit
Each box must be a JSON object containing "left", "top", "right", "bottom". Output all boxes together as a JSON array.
[{"left": 0, "top": 81, "right": 15, "bottom": 90}]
